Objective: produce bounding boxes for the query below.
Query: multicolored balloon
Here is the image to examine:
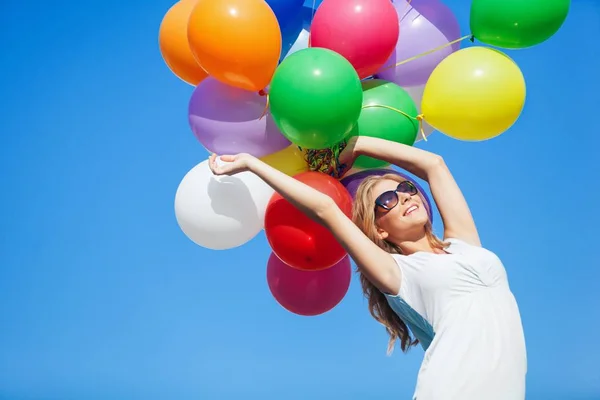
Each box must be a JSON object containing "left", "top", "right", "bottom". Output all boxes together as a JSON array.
[{"left": 161, "top": 0, "right": 565, "bottom": 319}]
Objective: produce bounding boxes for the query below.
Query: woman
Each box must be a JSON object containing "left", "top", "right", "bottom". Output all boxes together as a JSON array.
[{"left": 208, "top": 136, "right": 527, "bottom": 400}]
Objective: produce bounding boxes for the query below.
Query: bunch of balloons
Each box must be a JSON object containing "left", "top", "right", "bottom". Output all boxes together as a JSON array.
[{"left": 159, "top": 0, "right": 570, "bottom": 315}]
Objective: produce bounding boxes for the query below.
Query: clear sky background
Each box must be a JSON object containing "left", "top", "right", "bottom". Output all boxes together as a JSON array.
[{"left": 1, "top": 0, "right": 599, "bottom": 399}]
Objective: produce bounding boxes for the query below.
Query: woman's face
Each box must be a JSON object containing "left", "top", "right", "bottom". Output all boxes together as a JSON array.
[{"left": 370, "top": 178, "right": 429, "bottom": 241}]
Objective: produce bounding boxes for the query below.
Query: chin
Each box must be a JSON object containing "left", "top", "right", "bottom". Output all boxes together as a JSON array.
[{"left": 409, "top": 210, "right": 429, "bottom": 226}]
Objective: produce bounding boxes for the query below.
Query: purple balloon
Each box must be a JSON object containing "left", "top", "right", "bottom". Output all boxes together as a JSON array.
[
  {"left": 188, "top": 78, "right": 291, "bottom": 157},
  {"left": 340, "top": 168, "right": 433, "bottom": 222},
  {"left": 376, "top": 0, "right": 461, "bottom": 87}
]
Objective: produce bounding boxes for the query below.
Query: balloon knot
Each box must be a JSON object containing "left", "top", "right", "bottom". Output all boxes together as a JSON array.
[
  {"left": 416, "top": 114, "right": 424, "bottom": 121},
  {"left": 469, "top": 34, "right": 475, "bottom": 42},
  {"left": 304, "top": 142, "right": 347, "bottom": 178},
  {"left": 258, "top": 89, "right": 267, "bottom": 96}
]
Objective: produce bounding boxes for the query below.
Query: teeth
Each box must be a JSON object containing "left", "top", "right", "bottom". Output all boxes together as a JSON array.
[{"left": 405, "top": 206, "right": 417, "bottom": 215}]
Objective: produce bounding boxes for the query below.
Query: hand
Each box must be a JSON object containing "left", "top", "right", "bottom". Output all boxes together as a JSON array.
[
  {"left": 208, "top": 153, "right": 255, "bottom": 176},
  {"left": 337, "top": 136, "right": 360, "bottom": 178}
]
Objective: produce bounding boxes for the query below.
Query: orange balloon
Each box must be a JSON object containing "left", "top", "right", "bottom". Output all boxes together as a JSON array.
[
  {"left": 159, "top": 0, "right": 208, "bottom": 86},
  {"left": 187, "top": 0, "right": 282, "bottom": 92}
]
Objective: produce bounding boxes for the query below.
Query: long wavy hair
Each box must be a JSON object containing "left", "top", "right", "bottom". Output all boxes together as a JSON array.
[{"left": 352, "top": 174, "right": 448, "bottom": 355}]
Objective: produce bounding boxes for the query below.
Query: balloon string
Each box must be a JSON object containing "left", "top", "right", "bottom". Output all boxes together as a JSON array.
[
  {"left": 417, "top": 114, "right": 427, "bottom": 142},
  {"left": 298, "top": 141, "right": 347, "bottom": 177},
  {"left": 378, "top": 34, "right": 472, "bottom": 74},
  {"left": 361, "top": 104, "right": 427, "bottom": 142},
  {"left": 258, "top": 92, "right": 270, "bottom": 120}
]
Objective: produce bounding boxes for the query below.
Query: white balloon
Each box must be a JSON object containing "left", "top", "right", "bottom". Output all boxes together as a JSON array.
[
  {"left": 174, "top": 159, "right": 275, "bottom": 250},
  {"left": 402, "top": 84, "right": 436, "bottom": 142},
  {"left": 284, "top": 29, "right": 310, "bottom": 59}
]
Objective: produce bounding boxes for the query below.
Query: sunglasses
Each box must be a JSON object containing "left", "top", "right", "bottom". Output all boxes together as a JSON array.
[{"left": 374, "top": 181, "right": 418, "bottom": 211}]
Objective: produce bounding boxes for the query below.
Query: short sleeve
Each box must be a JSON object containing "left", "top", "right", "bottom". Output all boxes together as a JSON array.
[{"left": 384, "top": 254, "right": 411, "bottom": 300}]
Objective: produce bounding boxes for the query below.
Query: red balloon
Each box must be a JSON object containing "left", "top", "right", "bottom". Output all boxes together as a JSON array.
[
  {"left": 264, "top": 171, "right": 353, "bottom": 271},
  {"left": 310, "top": 0, "right": 399, "bottom": 79},
  {"left": 267, "top": 253, "right": 352, "bottom": 316}
]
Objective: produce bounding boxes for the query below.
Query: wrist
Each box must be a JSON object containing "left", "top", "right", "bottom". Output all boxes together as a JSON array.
[
  {"left": 245, "top": 155, "right": 261, "bottom": 172},
  {"left": 353, "top": 136, "right": 369, "bottom": 156}
]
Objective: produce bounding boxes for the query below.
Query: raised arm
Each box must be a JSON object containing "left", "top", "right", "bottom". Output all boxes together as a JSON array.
[
  {"left": 350, "top": 136, "right": 481, "bottom": 246},
  {"left": 209, "top": 153, "right": 402, "bottom": 295}
]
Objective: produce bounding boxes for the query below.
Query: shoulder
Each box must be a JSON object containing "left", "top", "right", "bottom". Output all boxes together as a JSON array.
[
  {"left": 444, "top": 237, "right": 474, "bottom": 250},
  {"left": 445, "top": 237, "right": 494, "bottom": 256},
  {"left": 444, "top": 235, "right": 481, "bottom": 248}
]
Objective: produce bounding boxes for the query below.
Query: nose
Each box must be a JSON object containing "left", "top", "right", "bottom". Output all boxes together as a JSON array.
[{"left": 399, "top": 191, "right": 412, "bottom": 204}]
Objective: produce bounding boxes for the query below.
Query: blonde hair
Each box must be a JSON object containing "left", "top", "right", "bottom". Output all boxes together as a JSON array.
[{"left": 352, "top": 173, "right": 448, "bottom": 355}]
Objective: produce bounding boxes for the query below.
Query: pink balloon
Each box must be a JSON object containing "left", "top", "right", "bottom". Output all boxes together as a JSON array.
[
  {"left": 310, "top": 0, "right": 399, "bottom": 79},
  {"left": 267, "top": 253, "right": 351, "bottom": 316}
]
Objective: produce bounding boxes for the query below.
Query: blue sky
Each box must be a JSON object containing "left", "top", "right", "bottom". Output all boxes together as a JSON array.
[{"left": 1, "top": 0, "right": 599, "bottom": 399}]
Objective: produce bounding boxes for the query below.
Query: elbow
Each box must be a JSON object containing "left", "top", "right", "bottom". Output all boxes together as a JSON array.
[{"left": 426, "top": 154, "right": 447, "bottom": 174}]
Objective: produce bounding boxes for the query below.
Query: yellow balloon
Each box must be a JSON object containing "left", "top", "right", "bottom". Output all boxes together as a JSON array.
[
  {"left": 421, "top": 46, "right": 526, "bottom": 141},
  {"left": 260, "top": 145, "right": 308, "bottom": 176}
]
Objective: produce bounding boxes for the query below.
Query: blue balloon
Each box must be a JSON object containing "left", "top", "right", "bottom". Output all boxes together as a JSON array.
[
  {"left": 266, "top": 0, "right": 305, "bottom": 29},
  {"left": 265, "top": 0, "right": 305, "bottom": 62},
  {"left": 302, "top": 0, "right": 324, "bottom": 9},
  {"left": 301, "top": 0, "right": 323, "bottom": 29},
  {"left": 279, "top": 12, "right": 304, "bottom": 62}
]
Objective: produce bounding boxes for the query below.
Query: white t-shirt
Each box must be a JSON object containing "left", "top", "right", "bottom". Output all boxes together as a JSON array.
[{"left": 384, "top": 238, "right": 527, "bottom": 400}]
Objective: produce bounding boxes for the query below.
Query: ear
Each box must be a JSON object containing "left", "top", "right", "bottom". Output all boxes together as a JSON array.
[{"left": 376, "top": 227, "right": 389, "bottom": 241}]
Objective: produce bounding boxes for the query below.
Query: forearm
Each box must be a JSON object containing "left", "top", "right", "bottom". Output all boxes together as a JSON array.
[
  {"left": 247, "top": 158, "right": 333, "bottom": 221},
  {"left": 354, "top": 136, "right": 442, "bottom": 181}
]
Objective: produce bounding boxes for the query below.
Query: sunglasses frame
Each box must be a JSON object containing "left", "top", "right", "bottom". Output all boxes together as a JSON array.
[{"left": 374, "top": 181, "right": 418, "bottom": 211}]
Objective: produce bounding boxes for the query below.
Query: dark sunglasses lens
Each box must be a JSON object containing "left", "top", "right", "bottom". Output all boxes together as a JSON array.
[
  {"left": 376, "top": 191, "right": 398, "bottom": 209},
  {"left": 398, "top": 181, "right": 417, "bottom": 195}
]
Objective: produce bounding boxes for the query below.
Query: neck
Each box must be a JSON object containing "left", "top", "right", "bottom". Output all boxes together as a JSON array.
[{"left": 394, "top": 232, "right": 438, "bottom": 255}]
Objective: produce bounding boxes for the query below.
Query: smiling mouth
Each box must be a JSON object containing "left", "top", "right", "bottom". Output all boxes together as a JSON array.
[{"left": 404, "top": 205, "right": 418, "bottom": 216}]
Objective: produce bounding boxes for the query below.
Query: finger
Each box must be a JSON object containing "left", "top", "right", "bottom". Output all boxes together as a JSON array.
[
  {"left": 219, "top": 154, "right": 236, "bottom": 162},
  {"left": 208, "top": 153, "right": 217, "bottom": 166},
  {"left": 208, "top": 154, "right": 221, "bottom": 174}
]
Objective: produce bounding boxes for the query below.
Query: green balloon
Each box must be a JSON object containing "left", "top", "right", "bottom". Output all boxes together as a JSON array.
[
  {"left": 470, "top": 0, "right": 570, "bottom": 49},
  {"left": 353, "top": 80, "right": 419, "bottom": 169},
  {"left": 269, "top": 48, "right": 363, "bottom": 149}
]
